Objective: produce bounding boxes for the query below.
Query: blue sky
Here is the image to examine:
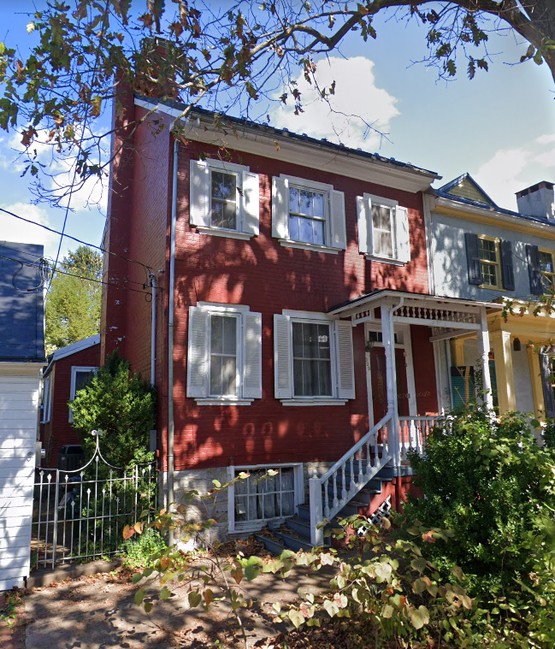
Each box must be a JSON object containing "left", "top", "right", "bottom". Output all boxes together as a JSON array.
[{"left": 0, "top": 1, "right": 553, "bottom": 262}]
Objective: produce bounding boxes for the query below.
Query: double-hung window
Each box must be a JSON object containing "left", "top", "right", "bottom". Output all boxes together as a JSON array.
[
  {"left": 190, "top": 159, "right": 260, "bottom": 238},
  {"left": 465, "top": 233, "right": 515, "bottom": 291},
  {"left": 356, "top": 193, "right": 410, "bottom": 263},
  {"left": 539, "top": 250, "right": 555, "bottom": 290},
  {"left": 187, "top": 303, "right": 262, "bottom": 404},
  {"left": 274, "top": 311, "right": 355, "bottom": 404},
  {"left": 272, "top": 175, "right": 346, "bottom": 252},
  {"left": 69, "top": 366, "right": 98, "bottom": 422}
]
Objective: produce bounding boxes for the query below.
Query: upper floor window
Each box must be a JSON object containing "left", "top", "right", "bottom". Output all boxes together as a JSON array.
[
  {"left": 272, "top": 175, "right": 346, "bottom": 252},
  {"left": 539, "top": 250, "right": 555, "bottom": 290},
  {"left": 478, "top": 236, "right": 501, "bottom": 289},
  {"left": 190, "top": 159, "right": 259, "bottom": 239},
  {"left": 526, "top": 245, "right": 555, "bottom": 295},
  {"left": 356, "top": 193, "right": 410, "bottom": 263},
  {"left": 465, "top": 233, "right": 514, "bottom": 291},
  {"left": 274, "top": 311, "right": 355, "bottom": 404},
  {"left": 186, "top": 303, "right": 262, "bottom": 405}
]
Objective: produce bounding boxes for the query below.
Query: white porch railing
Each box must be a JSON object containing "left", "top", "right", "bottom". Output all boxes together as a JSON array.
[
  {"left": 398, "top": 416, "right": 438, "bottom": 460},
  {"left": 308, "top": 413, "right": 393, "bottom": 546},
  {"left": 308, "top": 415, "right": 440, "bottom": 546}
]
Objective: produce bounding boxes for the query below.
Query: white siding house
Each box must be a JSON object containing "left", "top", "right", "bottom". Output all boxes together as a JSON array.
[{"left": 0, "top": 241, "right": 45, "bottom": 591}]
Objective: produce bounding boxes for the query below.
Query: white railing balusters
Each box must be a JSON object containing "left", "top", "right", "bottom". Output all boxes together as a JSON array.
[{"left": 309, "top": 415, "right": 439, "bottom": 546}]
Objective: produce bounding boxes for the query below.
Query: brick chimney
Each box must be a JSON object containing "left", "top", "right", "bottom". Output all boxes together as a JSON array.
[{"left": 516, "top": 181, "right": 555, "bottom": 221}]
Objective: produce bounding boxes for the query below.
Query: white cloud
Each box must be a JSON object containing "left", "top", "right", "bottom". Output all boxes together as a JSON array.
[
  {"left": 0, "top": 202, "right": 59, "bottom": 258},
  {"left": 475, "top": 133, "right": 555, "bottom": 211},
  {"left": 269, "top": 56, "right": 399, "bottom": 151}
]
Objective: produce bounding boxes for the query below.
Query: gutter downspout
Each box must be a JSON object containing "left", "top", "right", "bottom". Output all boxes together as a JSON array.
[
  {"left": 167, "top": 139, "right": 178, "bottom": 526},
  {"left": 149, "top": 272, "right": 157, "bottom": 387}
]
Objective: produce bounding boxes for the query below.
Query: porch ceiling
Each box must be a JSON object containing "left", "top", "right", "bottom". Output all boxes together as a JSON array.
[{"left": 328, "top": 290, "right": 503, "bottom": 332}]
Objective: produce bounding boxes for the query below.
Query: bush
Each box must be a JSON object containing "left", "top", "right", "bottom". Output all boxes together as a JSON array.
[
  {"left": 400, "top": 410, "right": 555, "bottom": 640},
  {"left": 71, "top": 352, "right": 156, "bottom": 467}
]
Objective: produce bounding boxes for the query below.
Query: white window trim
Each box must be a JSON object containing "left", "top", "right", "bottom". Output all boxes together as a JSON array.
[
  {"left": 274, "top": 310, "right": 355, "bottom": 405},
  {"left": 272, "top": 174, "right": 346, "bottom": 254},
  {"left": 190, "top": 158, "right": 259, "bottom": 238},
  {"left": 187, "top": 302, "right": 262, "bottom": 405},
  {"left": 41, "top": 374, "right": 52, "bottom": 423},
  {"left": 357, "top": 193, "right": 410, "bottom": 264},
  {"left": 227, "top": 463, "right": 304, "bottom": 534},
  {"left": 69, "top": 366, "right": 98, "bottom": 422}
]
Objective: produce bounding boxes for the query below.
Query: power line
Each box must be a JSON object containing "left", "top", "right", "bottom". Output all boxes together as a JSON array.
[
  {"left": 0, "top": 251, "right": 154, "bottom": 297},
  {"left": 0, "top": 206, "right": 155, "bottom": 274}
]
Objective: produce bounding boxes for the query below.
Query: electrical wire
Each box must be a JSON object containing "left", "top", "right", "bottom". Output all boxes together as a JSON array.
[{"left": 0, "top": 206, "right": 155, "bottom": 273}]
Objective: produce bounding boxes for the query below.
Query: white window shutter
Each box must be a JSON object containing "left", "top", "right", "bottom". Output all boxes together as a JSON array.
[
  {"left": 330, "top": 190, "right": 346, "bottom": 249},
  {"left": 335, "top": 320, "right": 355, "bottom": 400},
  {"left": 243, "top": 311, "right": 262, "bottom": 399},
  {"left": 189, "top": 160, "right": 210, "bottom": 228},
  {"left": 272, "top": 176, "right": 290, "bottom": 239},
  {"left": 186, "top": 306, "right": 209, "bottom": 398},
  {"left": 356, "top": 195, "right": 368, "bottom": 255},
  {"left": 274, "top": 314, "right": 293, "bottom": 399},
  {"left": 396, "top": 206, "right": 410, "bottom": 263},
  {"left": 366, "top": 195, "right": 375, "bottom": 255},
  {"left": 241, "top": 171, "right": 260, "bottom": 236}
]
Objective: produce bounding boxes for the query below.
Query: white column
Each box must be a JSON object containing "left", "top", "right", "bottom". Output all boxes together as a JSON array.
[
  {"left": 477, "top": 307, "right": 494, "bottom": 411},
  {"left": 381, "top": 302, "right": 400, "bottom": 470}
]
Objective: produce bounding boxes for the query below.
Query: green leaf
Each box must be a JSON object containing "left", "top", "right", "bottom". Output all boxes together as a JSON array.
[
  {"left": 408, "top": 605, "right": 430, "bottom": 630},
  {"left": 134, "top": 588, "right": 145, "bottom": 605},
  {"left": 288, "top": 609, "right": 305, "bottom": 628},
  {"left": 188, "top": 591, "right": 202, "bottom": 608},
  {"left": 159, "top": 586, "right": 172, "bottom": 600}
]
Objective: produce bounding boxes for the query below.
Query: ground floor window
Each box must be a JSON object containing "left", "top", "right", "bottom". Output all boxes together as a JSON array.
[{"left": 228, "top": 464, "right": 303, "bottom": 532}]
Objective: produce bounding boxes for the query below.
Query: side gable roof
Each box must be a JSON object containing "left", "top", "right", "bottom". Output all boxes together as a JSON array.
[{"left": 0, "top": 241, "right": 46, "bottom": 362}]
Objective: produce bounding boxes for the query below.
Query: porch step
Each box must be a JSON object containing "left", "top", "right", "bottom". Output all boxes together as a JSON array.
[{"left": 256, "top": 467, "right": 395, "bottom": 554}]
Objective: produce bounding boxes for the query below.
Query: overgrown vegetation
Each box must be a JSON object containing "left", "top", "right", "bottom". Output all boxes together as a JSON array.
[
  {"left": 125, "top": 409, "right": 555, "bottom": 647},
  {"left": 71, "top": 351, "right": 156, "bottom": 468}
]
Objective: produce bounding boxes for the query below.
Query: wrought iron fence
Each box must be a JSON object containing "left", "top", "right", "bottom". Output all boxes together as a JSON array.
[{"left": 32, "top": 433, "right": 158, "bottom": 570}]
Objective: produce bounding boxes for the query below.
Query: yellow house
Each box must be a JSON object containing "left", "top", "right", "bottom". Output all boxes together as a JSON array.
[{"left": 425, "top": 175, "right": 555, "bottom": 419}]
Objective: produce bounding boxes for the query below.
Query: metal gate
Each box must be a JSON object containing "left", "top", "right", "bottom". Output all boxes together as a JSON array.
[{"left": 32, "top": 434, "right": 158, "bottom": 570}]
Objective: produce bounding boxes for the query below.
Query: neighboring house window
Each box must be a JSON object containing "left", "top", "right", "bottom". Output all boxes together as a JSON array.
[
  {"left": 356, "top": 193, "right": 410, "bottom": 263},
  {"left": 274, "top": 311, "right": 355, "bottom": 404},
  {"left": 41, "top": 374, "right": 52, "bottom": 423},
  {"left": 228, "top": 464, "right": 303, "bottom": 532},
  {"left": 539, "top": 250, "right": 555, "bottom": 290},
  {"left": 540, "top": 351, "right": 555, "bottom": 418},
  {"left": 464, "top": 233, "right": 514, "bottom": 290},
  {"left": 189, "top": 159, "right": 260, "bottom": 238},
  {"left": 272, "top": 175, "right": 346, "bottom": 252},
  {"left": 525, "top": 244, "right": 551, "bottom": 296},
  {"left": 186, "top": 303, "right": 262, "bottom": 404},
  {"left": 478, "top": 236, "right": 501, "bottom": 289},
  {"left": 69, "top": 366, "right": 98, "bottom": 422}
]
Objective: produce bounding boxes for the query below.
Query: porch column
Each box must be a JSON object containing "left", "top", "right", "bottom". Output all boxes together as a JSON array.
[
  {"left": 490, "top": 330, "right": 516, "bottom": 413},
  {"left": 477, "top": 307, "right": 494, "bottom": 411},
  {"left": 381, "top": 301, "right": 400, "bottom": 470}
]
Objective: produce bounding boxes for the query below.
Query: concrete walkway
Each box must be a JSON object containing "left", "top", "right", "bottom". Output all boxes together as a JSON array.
[{"left": 2, "top": 559, "right": 329, "bottom": 649}]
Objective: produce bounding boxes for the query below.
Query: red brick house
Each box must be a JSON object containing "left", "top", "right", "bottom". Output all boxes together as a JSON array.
[
  {"left": 102, "top": 90, "right": 496, "bottom": 545},
  {"left": 40, "top": 334, "right": 100, "bottom": 467}
]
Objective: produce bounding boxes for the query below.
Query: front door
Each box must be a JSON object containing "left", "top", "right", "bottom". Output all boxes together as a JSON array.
[{"left": 365, "top": 324, "right": 415, "bottom": 426}]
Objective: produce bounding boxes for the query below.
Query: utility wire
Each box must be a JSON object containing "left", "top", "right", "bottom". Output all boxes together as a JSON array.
[
  {"left": 0, "top": 252, "right": 153, "bottom": 297},
  {"left": 0, "top": 206, "right": 154, "bottom": 273}
]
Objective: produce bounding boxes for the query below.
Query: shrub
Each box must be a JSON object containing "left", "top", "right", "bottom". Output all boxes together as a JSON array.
[
  {"left": 121, "top": 529, "right": 167, "bottom": 570},
  {"left": 401, "top": 410, "right": 555, "bottom": 632},
  {"left": 71, "top": 352, "right": 156, "bottom": 467}
]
